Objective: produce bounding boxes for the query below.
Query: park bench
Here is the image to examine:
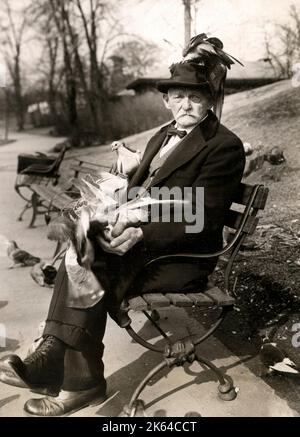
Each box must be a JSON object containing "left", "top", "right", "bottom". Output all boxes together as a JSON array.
[
  {"left": 70, "top": 157, "right": 111, "bottom": 178},
  {"left": 27, "top": 157, "right": 111, "bottom": 255},
  {"left": 15, "top": 150, "right": 111, "bottom": 228},
  {"left": 14, "top": 146, "right": 66, "bottom": 227},
  {"left": 116, "top": 182, "right": 269, "bottom": 417}
]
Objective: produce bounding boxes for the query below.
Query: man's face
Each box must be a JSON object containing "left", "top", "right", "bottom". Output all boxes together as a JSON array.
[{"left": 163, "top": 87, "right": 212, "bottom": 129}]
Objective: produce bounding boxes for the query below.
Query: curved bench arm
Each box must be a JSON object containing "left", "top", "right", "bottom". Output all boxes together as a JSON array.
[{"left": 145, "top": 184, "right": 261, "bottom": 268}]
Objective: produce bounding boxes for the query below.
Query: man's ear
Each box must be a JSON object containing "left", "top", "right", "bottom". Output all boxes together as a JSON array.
[{"left": 162, "top": 94, "right": 171, "bottom": 110}]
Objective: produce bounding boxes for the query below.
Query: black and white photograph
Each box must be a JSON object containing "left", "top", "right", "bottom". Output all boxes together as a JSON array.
[{"left": 0, "top": 0, "right": 300, "bottom": 420}]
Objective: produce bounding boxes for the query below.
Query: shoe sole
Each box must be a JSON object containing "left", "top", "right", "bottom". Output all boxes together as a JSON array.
[{"left": 23, "top": 393, "right": 108, "bottom": 417}]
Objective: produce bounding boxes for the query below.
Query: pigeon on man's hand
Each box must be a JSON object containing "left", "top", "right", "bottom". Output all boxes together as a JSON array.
[
  {"left": 111, "top": 141, "right": 141, "bottom": 177},
  {"left": 7, "top": 241, "right": 40, "bottom": 268}
]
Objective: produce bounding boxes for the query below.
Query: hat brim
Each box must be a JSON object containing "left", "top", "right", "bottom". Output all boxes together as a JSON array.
[{"left": 157, "top": 79, "right": 210, "bottom": 93}]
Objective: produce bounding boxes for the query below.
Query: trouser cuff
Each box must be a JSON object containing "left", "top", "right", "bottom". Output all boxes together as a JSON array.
[{"left": 44, "top": 320, "right": 89, "bottom": 350}]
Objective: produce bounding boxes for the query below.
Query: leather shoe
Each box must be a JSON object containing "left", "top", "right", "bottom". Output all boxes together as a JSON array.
[
  {"left": 1, "top": 335, "right": 65, "bottom": 397},
  {"left": 0, "top": 356, "right": 29, "bottom": 388},
  {"left": 24, "top": 384, "right": 107, "bottom": 416}
]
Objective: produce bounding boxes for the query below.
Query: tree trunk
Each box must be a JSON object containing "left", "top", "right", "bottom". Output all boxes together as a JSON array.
[{"left": 183, "top": 0, "right": 192, "bottom": 47}]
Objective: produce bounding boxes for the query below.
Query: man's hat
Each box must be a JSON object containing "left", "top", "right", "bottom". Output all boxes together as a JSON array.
[
  {"left": 157, "top": 33, "right": 243, "bottom": 121},
  {"left": 157, "top": 62, "right": 210, "bottom": 94}
]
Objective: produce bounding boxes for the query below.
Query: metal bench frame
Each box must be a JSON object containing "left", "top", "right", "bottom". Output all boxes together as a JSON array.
[
  {"left": 14, "top": 146, "right": 66, "bottom": 227},
  {"left": 119, "top": 183, "right": 269, "bottom": 417}
]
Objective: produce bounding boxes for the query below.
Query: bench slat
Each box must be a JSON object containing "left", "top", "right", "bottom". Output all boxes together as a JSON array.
[
  {"left": 204, "top": 287, "right": 235, "bottom": 306},
  {"left": 234, "top": 184, "right": 269, "bottom": 210},
  {"left": 128, "top": 296, "right": 149, "bottom": 311},
  {"left": 165, "top": 293, "right": 194, "bottom": 307},
  {"left": 71, "top": 165, "right": 103, "bottom": 176},
  {"left": 225, "top": 210, "right": 259, "bottom": 234},
  {"left": 31, "top": 185, "right": 73, "bottom": 209},
  {"left": 142, "top": 293, "right": 171, "bottom": 308},
  {"left": 186, "top": 293, "right": 215, "bottom": 307}
]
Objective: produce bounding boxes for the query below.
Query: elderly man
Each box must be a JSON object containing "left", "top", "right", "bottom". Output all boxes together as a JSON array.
[{"left": 0, "top": 36, "right": 245, "bottom": 416}]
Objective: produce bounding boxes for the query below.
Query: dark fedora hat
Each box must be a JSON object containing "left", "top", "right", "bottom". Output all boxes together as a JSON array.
[{"left": 157, "top": 62, "right": 210, "bottom": 93}]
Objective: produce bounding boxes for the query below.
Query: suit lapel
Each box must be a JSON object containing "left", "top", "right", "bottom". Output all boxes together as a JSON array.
[
  {"left": 149, "top": 110, "right": 219, "bottom": 187},
  {"left": 128, "top": 126, "right": 169, "bottom": 189},
  {"left": 128, "top": 110, "right": 219, "bottom": 190},
  {"left": 148, "top": 124, "right": 205, "bottom": 187}
]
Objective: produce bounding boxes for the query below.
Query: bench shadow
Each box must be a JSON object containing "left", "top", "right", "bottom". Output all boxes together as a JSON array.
[{"left": 95, "top": 309, "right": 251, "bottom": 417}]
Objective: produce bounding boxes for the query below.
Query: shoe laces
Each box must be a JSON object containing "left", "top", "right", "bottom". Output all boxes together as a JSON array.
[{"left": 24, "top": 336, "right": 57, "bottom": 366}]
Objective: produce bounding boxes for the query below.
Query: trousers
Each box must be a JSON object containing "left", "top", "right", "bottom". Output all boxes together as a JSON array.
[{"left": 43, "top": 243, "right": 214, "bottom": 390}]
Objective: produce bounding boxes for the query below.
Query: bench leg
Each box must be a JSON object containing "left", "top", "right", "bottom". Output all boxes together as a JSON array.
[
  {"left": 17, "top": 201, "right": 32, "bottom": 222},
  {"left": 29, "top": 192, "right": 38, "bottom": 228},
  {"left": 194, "top": 354, "right": 237, "bottom": 401},
  {"left": 120, "top": 361, "right": 167, "bottom": 417}
]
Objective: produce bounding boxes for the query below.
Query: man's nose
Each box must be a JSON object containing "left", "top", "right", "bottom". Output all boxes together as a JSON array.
[{"left": 181, "top": 97, "right": 192, "bottom": 110}]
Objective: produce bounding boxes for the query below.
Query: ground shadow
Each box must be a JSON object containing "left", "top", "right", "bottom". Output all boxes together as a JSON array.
[
  {"left": 0, "top": 337, "right": 20, "bottom": 353},
  {"left": 0, "top": 394, "right": 20, "bottom": 409},
  {"left": 0, "top": 301, "right": 8, "bottom": 310},
  {"left": 95, "top": 309, "right": 248, "bottom": 417}
]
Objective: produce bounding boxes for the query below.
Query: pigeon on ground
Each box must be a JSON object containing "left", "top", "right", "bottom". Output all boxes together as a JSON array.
[
  {"left": 243, "top": 142, "right": 253, "bottom": 156},
  {"left": 265, "top": 147, "right": 286, "bottom": 165},
  {"left": 6, "top": 241, "right": 40, "bottom": 268},
  {"left": 30, "top": 261, "right": 57, "bottom": 287},
  {"left": 259, "top": 340, "right": 300, "bottom": 376}
]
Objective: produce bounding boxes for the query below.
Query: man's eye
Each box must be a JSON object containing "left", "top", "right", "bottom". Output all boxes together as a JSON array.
[{"left": 190, "top": 95, "right": 202, "bottom": 103}]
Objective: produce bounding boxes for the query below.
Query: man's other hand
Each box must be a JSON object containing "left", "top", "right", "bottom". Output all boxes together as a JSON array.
[{"left": 96, "top": 227, "right": 143, "bottom": 256}]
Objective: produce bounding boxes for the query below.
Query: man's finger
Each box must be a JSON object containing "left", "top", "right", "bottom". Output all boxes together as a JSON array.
[
  {"left": 110, "top": 230, "right": 130, "bottom": 248},
  {"left": 111, "top": 216, "right": 128, "bottom": 238},
  {"left": 96, "top": 234, "right": 127, "bottom": 256},
  {"left": 96, "top": 235, "right": 116, "bottom": 253}
]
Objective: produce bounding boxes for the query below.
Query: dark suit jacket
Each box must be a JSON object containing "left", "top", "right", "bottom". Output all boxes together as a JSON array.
[
  {"left": 128, "top": 110, "right": 245, "bottom": 256},
  {"left": 96, "top": 110, "right": 245, "bottom": 309}
]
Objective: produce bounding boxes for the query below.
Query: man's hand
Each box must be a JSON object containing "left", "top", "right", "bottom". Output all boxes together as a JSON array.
[{"left": 96, "top": 227, "right": 143, "bottom": 256}]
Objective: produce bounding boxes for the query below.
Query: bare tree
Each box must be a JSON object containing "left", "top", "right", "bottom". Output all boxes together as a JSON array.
[
  {"left": 27, "top": 0, "right": 164, "bottom": 142},
  {"left": 29, "top": 0, "right": 61, "bottom": 119},
  {"left": 182, "top": 0, "right": 202, "bottom": 47},
  {"left": 108, "top": 39, "right": 159, "bottom": 93},
  {"left": 265, "top": 4, "right": 300, "bottom": 79},
  {"left": 0, "top": 0, "right": 28, "bottom": 131}
]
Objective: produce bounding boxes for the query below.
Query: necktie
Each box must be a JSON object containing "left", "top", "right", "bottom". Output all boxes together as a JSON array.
[{"left": 166, "top": 126, "right": 187, "bottom": 138}]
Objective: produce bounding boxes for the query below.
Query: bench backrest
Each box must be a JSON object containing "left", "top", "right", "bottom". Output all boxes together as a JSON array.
[{"left": 223, "top": 183, "right": 269, "bottom": 293}]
